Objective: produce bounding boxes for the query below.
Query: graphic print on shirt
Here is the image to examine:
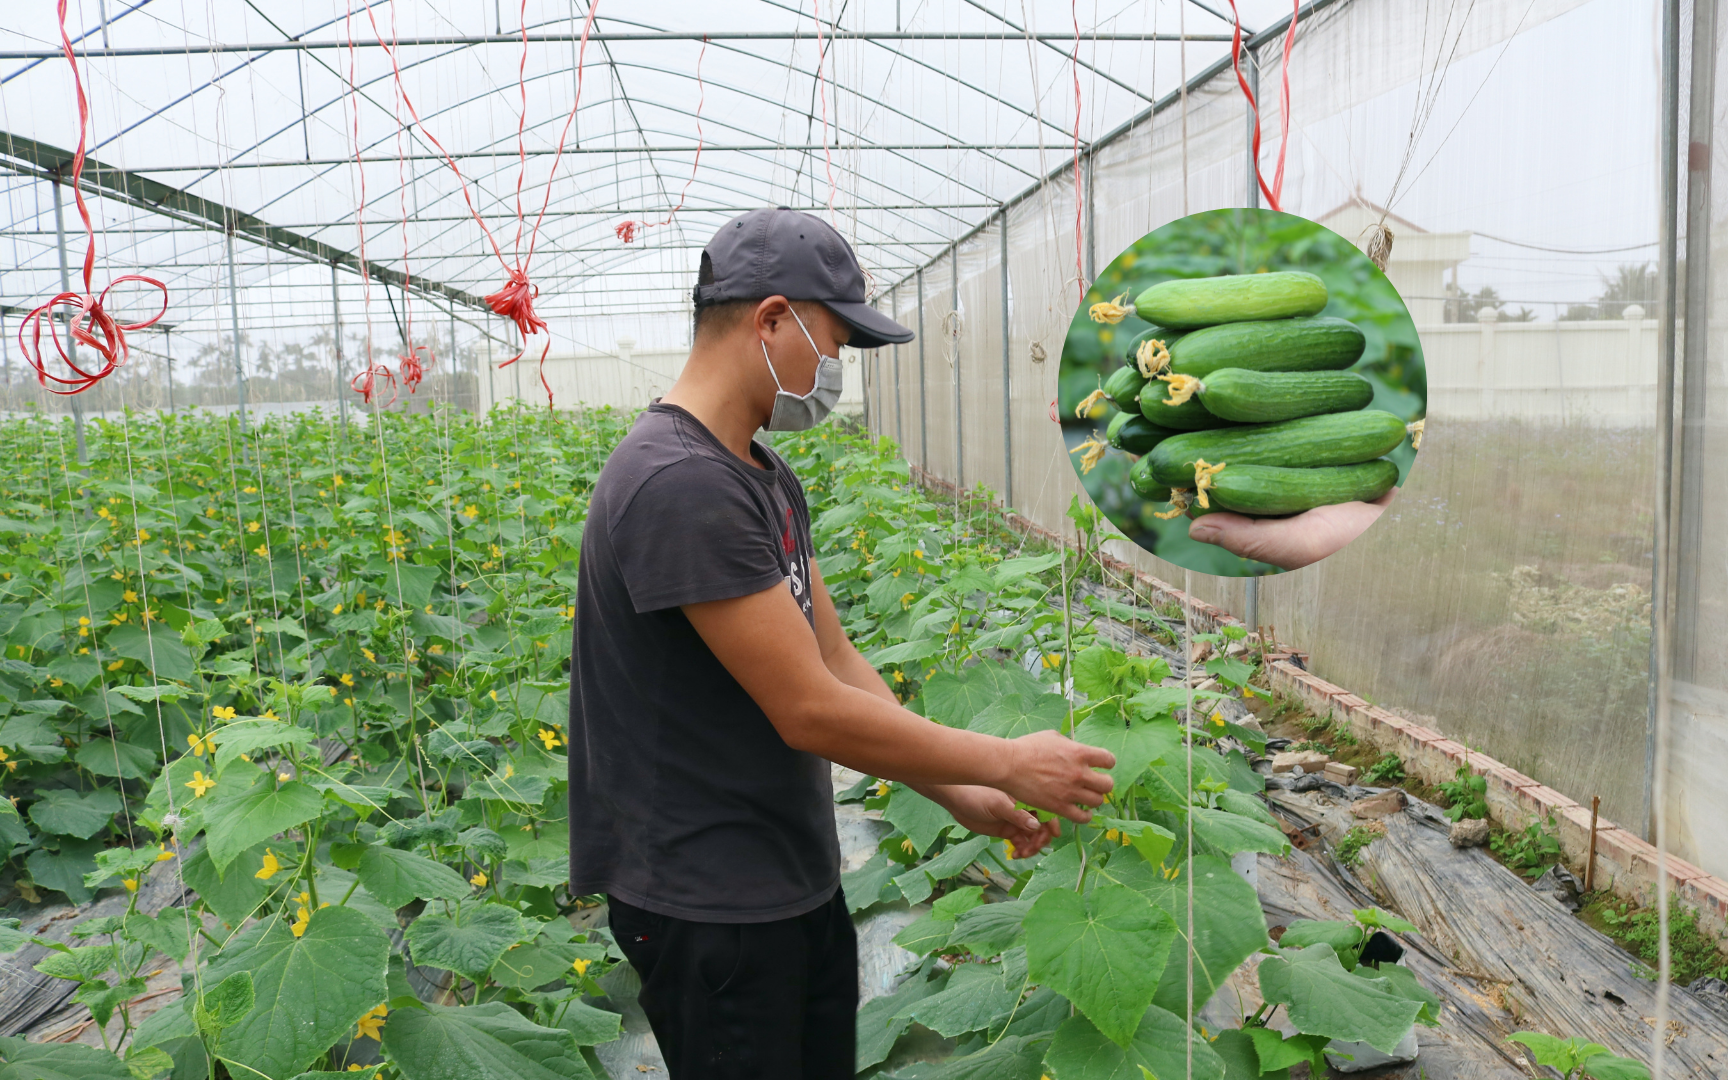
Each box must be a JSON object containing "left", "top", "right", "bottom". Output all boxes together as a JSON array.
[{"left": 781, "top": 506, "right": 812, "bottom": 618}]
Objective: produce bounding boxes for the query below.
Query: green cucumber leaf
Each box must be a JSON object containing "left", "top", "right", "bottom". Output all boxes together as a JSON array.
[
  {"left": 856, "top": 971, "right": 943, "bottom": 1071},
  {"left": 381, "top": 1001, "right": 598, "bottom": 1080},
  {"left": 893, "top": 961, "right": 1018, "bottom": 1037},
  {"left": 968, "top": 693, "right": 1069, "bottom": 739},
  {"left": 202, "top": 777, "right": 324, "bottom": 875},
  {"left": 1043, "top": 1005, "right": 1227, "bottom": 1080},
  {"left": 946, "top": 899, "right": 1031, "bottom": 957},
  {"left": 1073, "top": 713, "right": 1181, "bottom": 793},
  {"left": 28, "top": 788, "right": 122, "bottom": 839},
  {"left": 1258, "top": 944, "right": 1422, "bottom": 1054},
  {"left": 356, "top": 845, "right": 474, "bottom": 909},
  {"left": 212, "top": 720, "right": 314, "bottom": 773},
  {"left": 0, "top": 1036, "right": 131, "bottom": 1079},
  {"left": 1134, "top": 855, "right": 1270, "bottom": 1018},
  {"left": 405, "top": 904, "right": 529, "bottom": 978},
  {"left": 203, "top": 906, "right": 389, "bottom": 1080},
  {"left": 1024, "top": 883, "right": 1177, "bottom": 1048},
  {"left": 883, "top": 785, "right": 956, "bottom": 856}
]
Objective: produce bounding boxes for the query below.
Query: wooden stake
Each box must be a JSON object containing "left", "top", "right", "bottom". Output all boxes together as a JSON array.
[{"left": 1585, "top": 795, "right": 1601, "bottom": 893}]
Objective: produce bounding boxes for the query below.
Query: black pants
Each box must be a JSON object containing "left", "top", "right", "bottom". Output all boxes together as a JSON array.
[{"left": 606, "top": 889, "right": 858, "bottom": 1079}]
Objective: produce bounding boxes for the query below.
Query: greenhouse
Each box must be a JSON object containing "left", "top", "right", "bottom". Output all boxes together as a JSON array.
[{"left": 0, "top": 0, "right": 1722, "bottom": 1077}]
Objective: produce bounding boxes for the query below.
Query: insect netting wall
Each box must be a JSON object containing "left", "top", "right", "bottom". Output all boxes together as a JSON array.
[{"left": 861, "top": 0, "right": 1713, "bottom": 878}]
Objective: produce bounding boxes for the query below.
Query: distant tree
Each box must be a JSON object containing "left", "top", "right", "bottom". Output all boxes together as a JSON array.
[
  {"left": 1559, "top": 262, "right": 1664, "bottom": 321},
  {"left": 1448, "top": 285, "right": 1536, "bottom": 323}
]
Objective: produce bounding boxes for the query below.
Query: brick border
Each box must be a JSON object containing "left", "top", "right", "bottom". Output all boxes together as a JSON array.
[{"left": 905, "top": 466, "right": 1728, "bottom": 946}]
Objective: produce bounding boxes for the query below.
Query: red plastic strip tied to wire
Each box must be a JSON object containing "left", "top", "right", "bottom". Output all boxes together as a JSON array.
[
  {"left": 18, "top": 0, "right": 168, "bottom": 395},
  {"left": 1228, "top": 0, "right": 1299, "bottom": 212},
  {"left": 616, "top": 36, "right": 708, "bottom": 244},
  {"left": 352, "top": 361, "right": 399, "bottom": 409},
  {"left": 364, "top": 0, "right": 599, "bottom": 408}
]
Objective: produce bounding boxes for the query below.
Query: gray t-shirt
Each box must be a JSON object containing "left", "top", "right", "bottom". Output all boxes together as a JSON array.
[{"left": 567, "top": 402, "right": 839, "bottom": 922}]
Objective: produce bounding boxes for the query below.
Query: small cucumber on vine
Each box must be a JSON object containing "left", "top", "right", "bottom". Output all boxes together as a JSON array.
[
  {"left": 1107, "top": 411, "right": 1179, "bottom": 454},
  {"left": 1196, "top": 460, "right": 1399, "bottom": 516},
  {"left": 1134, "top": 270, "right": 1328, "bottom": 329},
  {"left": 1181, "top": 368, "right": 1374, "bottom": 424},
  {"left": 1168, "top": 316, "right": 1366, "bottom": 378},
  {"left": 1148, "top": 410, "right": 1408, "bottom": 488}
]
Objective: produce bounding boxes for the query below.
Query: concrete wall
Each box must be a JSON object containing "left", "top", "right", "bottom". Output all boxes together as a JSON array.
[{"left": 1424, "top": 309, "right": 1657, "bottom": 427}]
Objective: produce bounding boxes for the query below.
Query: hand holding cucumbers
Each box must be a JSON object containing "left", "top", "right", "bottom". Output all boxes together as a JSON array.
[{"left": 1083, "top": 269, "right": 1422, "bottom": 555}]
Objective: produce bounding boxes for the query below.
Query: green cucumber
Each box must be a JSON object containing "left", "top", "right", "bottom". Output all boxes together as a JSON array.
[
  {"left": 1201, "top": 460, "right": 1398, "bottom": 516},
  {"left": 1192, "top": 368, "right": 1374, "bottom": 423},
  {"left": 1148, "top": 410, "right": 1408, "bottom": 488},
  {"left": 1107, "top": 412, "right": 1179, "bottom": 454},
  {"left": 1137, "top": 379, "right": 1234, "bottom": 432},
  {"left": 1169, "top": 316, "right": 1365, "bottom": 378},
  {"left": 1129, "top": 455, "right": 1171, "bottom": 501},
  {"left": 1134, "top": 271, "right": 1328, "bottom": 329},
  {"left": 1123, "top": 325, "right": 1186, "bottom": 363},
  {"left": 1103, "top": 365, "right": 1148, "bottom": 411}
]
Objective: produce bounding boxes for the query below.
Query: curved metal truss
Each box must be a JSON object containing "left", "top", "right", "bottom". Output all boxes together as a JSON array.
[{"left": 0, "top": 0, "right": 1282, "bottom": 358}]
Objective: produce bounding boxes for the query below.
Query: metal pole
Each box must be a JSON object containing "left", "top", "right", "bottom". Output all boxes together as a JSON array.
[
  {"left": 952, "top": 249, "right": 962, "bottom": 490},
  {"left": 163, "top": 328, "right": 173, "bottom": 414},
  {"left": 917, "top": 268, "right": 927, "bottom": 466},
  {"left": 1245, "top": 46, "right": 1261, "bottom": 210},
  {"left": 892, "top": 284, "right": 903, "bottom": 448},
  {"left": 1000, "top": 210, "right": 1012, "bottom": 507},
  {"left": 449, "top": 303, "right": 459, "bottom": 410},
  {"left": 1647, "top": 0, "right": 1682, "bottom": 842},
  {"left": 224, "top": 229, "right": 249, "bottom": 435},
  {"left": 1676, "top": 0, "right": 1713, "bottom": 686},
  {"left": 1244, "top": 51, "right": 1261, "bottom": 633},
  {"left": 486, "top": 327, "right": 497, "bottom": 414},
  {"left": 331, "top": 262, "right": 348, "bottom": 432},
  {"left": 50, "top": 177, "right": 88, "bottom": 464},
  {"left": 1084, "top": 154, "right": 1097, "bottom": 285}
]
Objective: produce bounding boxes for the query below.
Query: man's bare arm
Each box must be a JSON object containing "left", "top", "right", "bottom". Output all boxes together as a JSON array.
[{"left": 681, "top": 580, "right": 1113, "bottom": 823}]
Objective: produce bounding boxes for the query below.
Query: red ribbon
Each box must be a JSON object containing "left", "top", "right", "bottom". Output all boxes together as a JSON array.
[
  {"left": 1228, "top": 0, "right": 1300, "bottom": 212},
  {"left": 351, "top": 362, "right": 398, "bottom": 408},
  {"left": 361, "top": 0, "right": 600, "bottom": 409},
  {"left": 616, "top": 36, "right": 708, "bottom": 244},
  {"left": 18, "top": 0, "right": 168, "bottom": 395}
]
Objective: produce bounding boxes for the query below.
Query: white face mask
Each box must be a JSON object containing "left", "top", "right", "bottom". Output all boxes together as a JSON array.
[{"left": 761, "top": 308, "right": 845, "bottom": 432}]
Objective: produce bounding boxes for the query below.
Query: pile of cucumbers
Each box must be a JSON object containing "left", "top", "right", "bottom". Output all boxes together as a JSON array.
[{"left": 1094, "top": 270, "right": 1418, "bottom": 519}]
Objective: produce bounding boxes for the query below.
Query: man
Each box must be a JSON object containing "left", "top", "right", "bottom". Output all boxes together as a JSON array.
[{"left": 568, "top": 207, "right": 1115, "bottom": 1079}]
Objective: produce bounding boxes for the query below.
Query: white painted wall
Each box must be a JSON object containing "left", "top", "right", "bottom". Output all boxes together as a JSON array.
[{"left": 1423, "top": 307, "right": 1656, "bottom": 426}]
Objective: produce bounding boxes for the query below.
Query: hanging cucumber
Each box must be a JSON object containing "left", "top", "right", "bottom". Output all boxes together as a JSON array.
[
  {"left": 1168, "top": 316, "right": 1366, "bottom": 378},
  {"left": 1103, "top": 364, "right": 1148, "bottom": 411},
  {"left": 1171, "top": 368, "right": 1374, "bottom": 423},
  {"left": 1128, "top": 455, "right": 1172, "bottom": 501},
  {"left": 1147, "top": 410, "right": 1409, "bottom": 488},
  {"left": 1196, "top": 460, "right": 1399, "bottom": 516},
  {"left": 1107, "top": 411, "right": 1179, "bottom": 454},
  {"left": 1134, "top": 271, "right": 1328, "bottom": 329},
  {"left": 1137, "top": 378, "right": 1234, "bottom": 432}
]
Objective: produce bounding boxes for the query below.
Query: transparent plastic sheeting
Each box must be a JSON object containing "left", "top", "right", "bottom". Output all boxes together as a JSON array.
[
  {"left": 862, "top": 0, "right": 1713, "bottom": 881},
  {"left": 0, "top": 0, "right": 1294, "bottom": 419}
]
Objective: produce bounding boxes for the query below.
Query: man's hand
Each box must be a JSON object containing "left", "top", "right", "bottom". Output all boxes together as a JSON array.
[
  {"left": 999, "top": 730, "right": 1115, "bottom": 824},
  {"left": 924, "top": 784, "right": 1064, "bottom": 859},
  {"left": 1186, "top": 488, "right": 1395, "bottom": 571}
]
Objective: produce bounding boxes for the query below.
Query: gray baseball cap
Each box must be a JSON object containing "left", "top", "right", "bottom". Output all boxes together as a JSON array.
[{"left": 692, "top": 207, "right": 915, "bottom": 349}]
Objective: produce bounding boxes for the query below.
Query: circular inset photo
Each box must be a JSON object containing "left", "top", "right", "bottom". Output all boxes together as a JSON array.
[{"left": 1060, "top": 209, "right": 1426, "bottom": 576}]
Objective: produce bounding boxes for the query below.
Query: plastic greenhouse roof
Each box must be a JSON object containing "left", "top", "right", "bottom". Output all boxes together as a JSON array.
[{"left": 0, "top": 0, "right": 1298, "bottom": 354}]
